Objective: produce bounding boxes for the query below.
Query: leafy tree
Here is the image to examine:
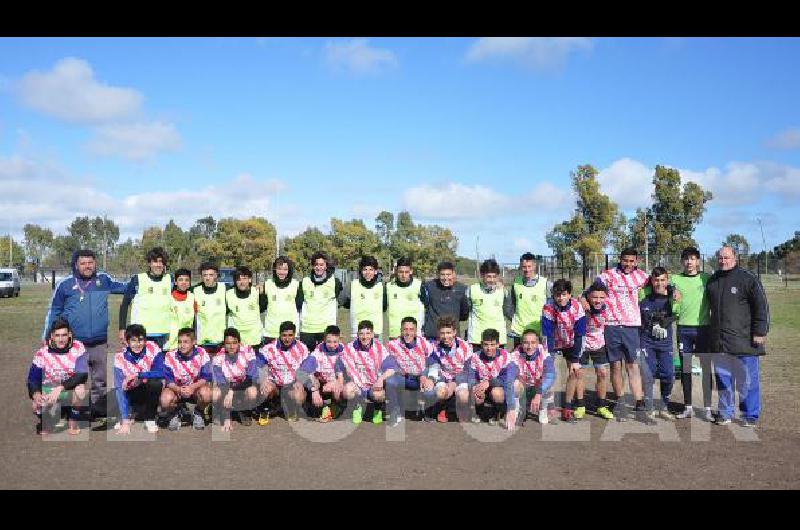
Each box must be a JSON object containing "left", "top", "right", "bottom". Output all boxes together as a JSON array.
[
  {"left": 723, "top": 233, "right": 751, "bottom": 257},
  {"left": 198, "top": 217, "right": 276, "bottom": 273},
  {"left": 46, "top": 235, "right": 80, "bottom": 269},
  {"left": 0, "top": 235, "right": 25, "bottom": 270},
  {"left": 283, "top": 227, "right": 335, "bottom": 275},
  {"left": 329, "top": 218, "right": 381, "bottom": 271},
  {"left": 23, "top": 224, "right": 54, "bottom": 281},
  {"left": 649, "top": 165, "right": 713, "bottom": 255}
]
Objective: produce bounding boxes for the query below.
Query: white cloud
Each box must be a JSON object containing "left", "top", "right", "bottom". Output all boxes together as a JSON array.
[
  {"left": 403, "top": 182, "right": 508, "bottom": 220},
  {"left": 324, "top": 39, "right": 398, "bottom": 75},
  {"left": 87, "top": 121, "right": 182, "bottom": 162},
  {"left": 16, "top": 57, "right": 143, "bottom": 124},
  {"left": 597, "top": 158, "right": 653, "bottom": 209},
  {"left": 465, "top": 37, "right": 593, "bottom": 71},
  {"left": 766, "top": 127, "right": 800, "bottom": 150},
  {"left": 513, "top": 237, "right": 534, "bottom": 250}
]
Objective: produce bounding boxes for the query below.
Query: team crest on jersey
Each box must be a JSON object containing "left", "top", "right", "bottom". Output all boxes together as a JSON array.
[
  {"left": 272, "top": 294, "right": 277, "bottom": 301},
  {"left": 360, "top": 293, "right": 366, "bottom": 299},
  {"left": 147, "top": 287, "right": 154, "bottom": 294},
  {"left": 96, "top": 279, "right": 101, "bottom": 286},
  {"left": 248, "top": 303, "right": 255, "bottom": 311},
  {"left": 731, "top": 286, "right": 737, "bottom": 294},
  {"left": 216, "top": 299, "right": 222, "bottom": 305},
  {"left": 474, "top": 299, "right": 483, "bottom": 306},
  {"left": 201, "top": 300, "right": 206, "bottom": 306},
  {"left": 393, "top": 293, "right": 398, "bottom": 299},
  {"left": 519, "top": 293, "right": 523, "bottom": 299}
]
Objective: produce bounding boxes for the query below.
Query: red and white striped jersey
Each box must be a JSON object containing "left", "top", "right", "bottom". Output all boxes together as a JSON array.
[
  {"left": 470, "top": 348, "right": 513, "bottom": 381},
  {"left": 114, "top": 341, "right": 161, "bottom": 388},
  {"left": 339, "top": 340, "right": 387, "bottom": 390},
  {"left": 259, "top": 340, "right": 309, "bottom": 386},
  {"left": 164, "top": 347, "right": 211, "bottom": 386},
  {"left": 214, "top": 345, "right": 256, "bottom": 384},
  {"left": 32, "top": 340, "right": 86, "bottom": 386},
  {"left": 310, "top": 347, "right": 341, "bottom": 384},
  {"left": 584, "top": 308, "right": 609, "bottom": 351},
  {"left": 434, "top": 338, "right": 473, "bottom": 382},
  {"left": 542, "top": 299, "right": 585, "bottom": 350},
  {"left": 514, "top": 345, "right": 548, "bottom": 387},
  {"left": 596, "top": 267, "right": 649, "bottom": 326},
  {"left": 385, "top": 337, "right": 433, "bottom": 376}
]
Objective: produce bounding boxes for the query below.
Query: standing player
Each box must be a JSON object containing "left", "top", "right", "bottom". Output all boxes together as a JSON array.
[
  {"left": 463, "top": 328, "right": 519, "bottom": 428},
  {"left": 113, "top": 324, "right": 164, "bottom": 434},
  {"left": 342, "top": 255, "right": 386, "bottom": 340},
  {"left": 165, "top": 268, "right": 196, "bottom": 351},
  {"left": 27, "top": 319, "right": 88, "bottom": 436},
  {"left": 542, "top": 279, "right": 587, "bottom": 423},
  {"left": 263, "top": 256, "right": 302, "bottom": 342},
  {"left": 671, "top": 247, "right": 714, "bottom": 421},
  {"left": 383, "top": 316, "right": 436, "bottom": 426},
  {"left": 160, "top": 328, "right": 213, "bottom": 431},
  {"left": 583, "top": 283, "right": 615, "bottom": 420},
  {"left": 426, "top": 316, "right": 474, "bottom": 423},
  {"left": 295, "top": 325, "right": 346, "bottom": 423},
  {"left": 193, "top": 262, "right": 228, "bottom": 354},
  {"left": 467, "top": 259, "right": 508, "bottom": 349},
  {"left": 226, "top": 266, "right": 267, "bottom": 349},
  {"left": 513, "top": 329, "right": 557, "bottom": 424},
  {"left": 212, "top": 328, "right": 260, "bottom": 431},
  {"left": 298, "top": 251, "right": 344, "bottom": 351},
  {"left": 420, "top": 261, "right": 469, "bottom": 342},
  {"left": 505, "top": 253, "right": 552, "bottom": 348},
  {"left": 337, "top": 320, "right": 392, "bottom": 424},
  {"left": 118, "top": 247, "right": 173, "bottom": 349},
  {"left": 385, "top": 258, "right": 425, "bottom": 340},
  {"left": 257, "top": 321, "right": 309, "bottom": 422}
]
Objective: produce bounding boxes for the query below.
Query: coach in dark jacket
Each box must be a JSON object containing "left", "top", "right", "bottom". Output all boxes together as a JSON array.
[
  {"left": 420, "top": 261, "right": 469, "bottom": 340},
  {"left": 706, "top": 245, "right": 769, "bottom": 426}
]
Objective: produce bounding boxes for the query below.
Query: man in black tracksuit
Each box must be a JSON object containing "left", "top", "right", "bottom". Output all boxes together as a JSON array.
[
  {"left": 420, "top": 261, "right": 469, "bottom": 341},
  {"left": 706, "top": 246, "right": 769, "bottom": 427}
]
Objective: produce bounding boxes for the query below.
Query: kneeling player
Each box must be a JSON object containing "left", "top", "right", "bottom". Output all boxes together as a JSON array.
[
  {"left": 514, "top": 329, "right": 557, "bottom": 424},
  {"left": 257, "top": 321, "right": 309, "bottom": 422},
  {"left": 426, "top": 315, "right": 473, "bottom": 423},
  {"left": 212, "top": 328, "right": 259, "bottom": 431},
  {"left": 465, "top": 328, "right": 519, "bottom": 429},
  {"left": 113, "top": 324, "right": 165, "bottom": 434},
  {"left": 338, "top": 320, "right": 392, "bottom": 424},
  {"left": 295, "top": 325, "right": 346, "bottom": 422},
  {"left": 27, "top": 319, "right": 88, "bottom": 436},
  {"left": 160, "top": 328, "right": 213, "bottom": 430},
  {"left": 383, "top": 316, "right": 436, "bottom": 426}
]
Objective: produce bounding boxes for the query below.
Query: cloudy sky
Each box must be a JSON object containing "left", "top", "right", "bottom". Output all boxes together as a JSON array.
[{"left": 1, "top": 37, "right": 798, "bottom": 262}]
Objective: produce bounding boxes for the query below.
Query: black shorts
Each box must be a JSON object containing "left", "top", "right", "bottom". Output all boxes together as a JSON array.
[{"left": 582, "top": 347, "right": 609, "bottom": 367}]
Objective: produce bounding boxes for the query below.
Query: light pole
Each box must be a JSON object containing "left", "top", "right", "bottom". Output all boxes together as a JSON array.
[{"left": 757, "top": 217, "right": 767, "bottom": 275}]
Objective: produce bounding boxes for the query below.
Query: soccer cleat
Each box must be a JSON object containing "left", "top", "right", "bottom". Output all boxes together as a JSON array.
[
  {"left": 192, "top": 412, "right": 205, "bottom": 430},
  {"left": 144, "top": 420, "right": 159, "bottom": 433},
  {"left": 388, "top": 415, "right": 404, "bottom": 428},
  {"left": 372, "top": 407, "right": 383, "bottom": 425},
  {"left": 702, "top": 407, "right": 715, "bottom": 422},
  {"left": 437, "top": 409, "right": 448, "bottom": 423},
  {"left": 658, "top": 409, "right": 676, "bottom": 421},
  {"left": 168, "top": 414, "right": 182, "bottom": 431},
  {"left": 574, "top": 406, "right": 586, "bottom": 420},
  {"left": 562, "top": 408, "right": 576, "bottom": 423},
  {"left": 741, "top": 418, "right": 757, "bottom": 428},
  {"left": 675, "top": 406, "right": 693, "bottom": 419},
  {"left": 596, "top": 406, "right": 615, "bottom": 420},
  {"left": 352, "top": 404, "right": 363, "bottom": 424},
  {"left": 319, "top": 405, "right": 333, "bottom": 423},
  {"left": 113, "top": 421, "right": 122, "bottom": 430},
  {"left": 256, "top": 410, "right": 271, "bottom": 426},
  {"left": 637, "top": 410, "right": 657, "bottom": 426},
  {"left": 239, "top": 411, "right": 253, "bottom": 426},
  {"left": 714, "top": 417, "right": 731, "bottom": 426}
]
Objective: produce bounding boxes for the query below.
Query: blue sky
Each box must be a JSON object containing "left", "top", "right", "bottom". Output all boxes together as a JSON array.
[{"left": 1, "top": 37, "right": 798, "bottom": 263}]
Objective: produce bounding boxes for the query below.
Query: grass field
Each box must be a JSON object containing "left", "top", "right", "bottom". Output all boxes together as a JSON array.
[{"left": 1, "top": 283, "right": 798, "bottom": 489}]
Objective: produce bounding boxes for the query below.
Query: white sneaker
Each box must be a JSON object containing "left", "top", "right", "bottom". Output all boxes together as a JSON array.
[
  {"left": 538, "top": 409, "right": 549, "bottom": 424},
  {"left": 144, "top": 420, "right": 159, "bottom": 433},
  {"left": 702, "top": 407, "right": 714, "bottom": 422},
  {"left": 113, "top": 421, "right": 122, "bottom": 430},
  {"left": 675, "top": 407, "right": 693, "bottom": 419}
]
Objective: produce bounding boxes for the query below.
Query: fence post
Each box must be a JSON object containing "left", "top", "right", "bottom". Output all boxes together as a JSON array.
[
  {"left": 51, "top": 270, "right": 56, "bottom": 290},
  {"left": 581, "top": 252, "right": 587, "bottom": 291},
  {"left": 605, "top": 254, "right": 609, "bottom": 272}
]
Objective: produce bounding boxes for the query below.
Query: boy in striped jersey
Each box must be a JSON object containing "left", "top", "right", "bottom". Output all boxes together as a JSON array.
[
  {"left": 212, "top": 328, "right": 259, "bottom": 431},
  {"left": 337, "top": 320, "right": 393, "bottom": 424},
  {"left": 584, "top": 283, "right": 614, "bottom": 420},
  {"left": 542, "top": 279, "right": 586, "bottom": 423},
  {"left": 295, "top": 325, "right": 346, "bottom": 422},
  {"left": 513, "top": 329, "right": 557, "bottom": 424},
  {"left": 113, "top": 324, "right": 164, "bottom": 434},
  {"left": 27, "top": 319, "right": 89, "bottom": 436},
  {"left": 383, "top": 316, "right": 436, "bottom": 426},
  {"left": 159, "top": 328, "right": 213, "bottom": 431},
  {"left": 463, "top": 328, "right": 519, "bottom": 428},
  {"left": 426, "top": 315, "right": 474, "bottom": 423},
  {"left": 257, "top": 321, "right": 309, "bottom": 422}
]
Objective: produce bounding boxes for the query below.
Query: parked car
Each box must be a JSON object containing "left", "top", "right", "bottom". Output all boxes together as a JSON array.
[{"left": 0, "top": 268, "right": 21, "bottom": 298}]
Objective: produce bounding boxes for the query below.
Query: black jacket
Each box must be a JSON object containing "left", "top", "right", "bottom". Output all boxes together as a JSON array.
[{"left": 706, "top": 266, "right": 770, "bottom": 356}]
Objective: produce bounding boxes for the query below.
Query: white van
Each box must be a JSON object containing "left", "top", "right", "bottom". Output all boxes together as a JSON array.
[{"left": 0, "top": 268, "right": 20, "bottom": 298}]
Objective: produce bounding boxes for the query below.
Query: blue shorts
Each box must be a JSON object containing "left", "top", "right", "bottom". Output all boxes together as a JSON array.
[
  {"left": 604, "top": 326, "right": 640, "bottom": 364},
  {"left": 359, "top": 388, "right": 380, "bottom": 401}
]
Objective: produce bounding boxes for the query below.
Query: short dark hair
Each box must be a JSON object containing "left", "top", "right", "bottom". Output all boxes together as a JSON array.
[
  {"left": 234, "top": 266, "right": 252, "bottom": 281},
  {"left": 651, "top": 266, "right": 669, "bottom": 278},
  {"left": 359, "top": 255, "right": 379, "bottom": 270},
  {"left": 146, "top": 247, "right": 168, "bottom": 267},
  {"left": 479, "top": 259, "right": 500, "bottom": 275},
  {"left": 521, "top": 328, "right": 540, "bottom": 339},
  {"left": 199, "top": 261, "right": 218, "bottom": 273},
  {"left": 519, "top": 252, "right": 536, "bottom": 263},
  {"left": 174, "top": 268, "right": 191, "bottom": 280},
  {"left": 274, "top": 256, "right": 292, "bottom": 269},
  {"left": 49, "top": 318, "right": 72, "bottom": 337},
  {"left": 395, "top": 257, "right": 412, "bottom": 268},
  {"left": 178, "top": 327, "right": 195, "bottom": 339},
  {"left": 620, "top": 247, "right": 639, "bottom": 258},
  {"left": 437, "top": 261, "right": 455, "bottom": 273},
  {"left": 311, "top": 251, "right": 329, "bottom": 266},
  {"left": 587, "top": 281, "right": 608, "bottom": 295},
  {"left": 681, "top": 246, "right": 701, "bottom": 260},
  {"left": 357, "top": 320, "right": 374, "bottom": 331},
  {"left": 279, "top": 321, "right": 297, "bottom": 334},
  {"left": 75, "top": 249, "right": 96, "bottom": 261},
  {"left": 481, "top": 328, "right": 500, "bottom": 343},
  {"left": 552, "top": 278, "right": 572, "bottom": 296},
  {"left": 324, "top": 325, "right": 341, "bottom": 337},
  {"left": 223, "top": 327, "right": 241, "bottom": 342},
  {"left": 125, "top": 324, "right": 147, "bottom": 341},
  {"left": 437, "top": 315, "right": 457, "bottom": 330},
  {"left": 400, "top": 316, "right": 417, "bottom": 327}
]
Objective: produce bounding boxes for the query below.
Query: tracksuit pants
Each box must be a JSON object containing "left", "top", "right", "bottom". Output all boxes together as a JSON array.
[
  {"left": 714, "top": 354, "right": 760, "bottom": 421},
  {"left": 640, "top": 341, "right": 674, "bottom": 410}
]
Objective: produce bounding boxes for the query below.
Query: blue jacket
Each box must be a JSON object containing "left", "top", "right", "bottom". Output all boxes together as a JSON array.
[{"left": 43, "top": 252, "right": 128, "bottom": 345}]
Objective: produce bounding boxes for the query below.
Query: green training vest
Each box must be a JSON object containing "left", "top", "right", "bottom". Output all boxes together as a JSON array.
[
  {"left": 166, "top": 291, "right": 195, "bottom": 350},
  {"left": 350, "top": 280, "right": 385, "bottom": 336},
  {"left": 301, "top": 276, "right": 338, "bottom": 334},
  {"left": 386, "top": 278, "right": 423, "bottom": 338},
  {"left": 226, "top": 288, "right": 263, "bottom": 346},
  {"left": 193, "top": 283, "right": 227, "bottom": 345},
  {"left": 510, "top": 276, "right": 548, "bottom": 335},
  {"left": 131, "top": 273, "right": 173, "bottom": 335},
  {"left": 467, "top": 283, "right": 507, "bottom": 344},
  {"left": 263, "top": 278, "right": 300, "bottom": 338}
]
